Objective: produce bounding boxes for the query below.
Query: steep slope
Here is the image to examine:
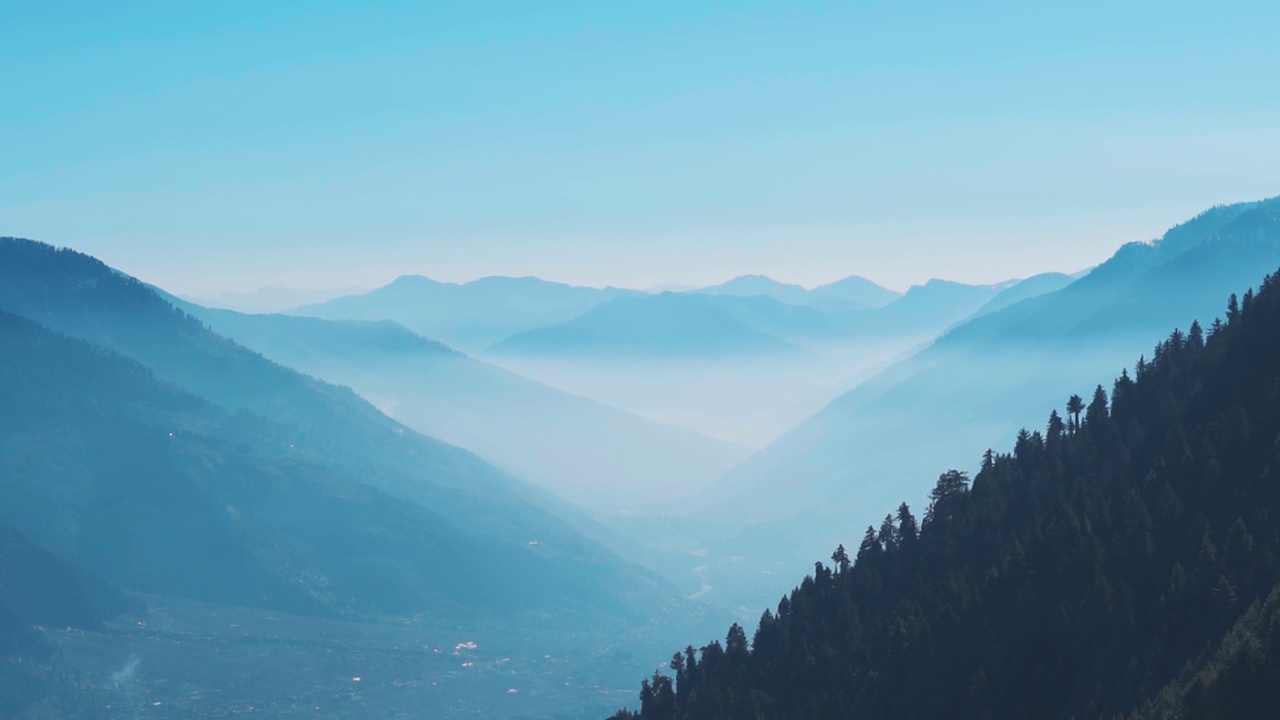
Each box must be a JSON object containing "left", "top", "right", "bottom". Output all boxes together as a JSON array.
[
  {"left": 490, "top": 292, "right": 803, "bottom": 358},
  {"left": 292, "top": 274, "right": 639, "bottom": 351},
  {"left": 0, "top": 239, "right": 544, "bottom": 528},
  {"left": 608, "top": 266, "right": 1280, "bottom": 720},
  {"left": 0, "top": 521, "right": 134, "bottom": 718},
  {"left": 965, "top": 271, "right": 1074, "bottom": 319},
  {"left": 0, "top": 309, "right": 668, "bottom": 620},
  {"left": 714, "top": 199, "right": 1280, "bottom": 529},
  {"left": 0, "top": 238, "right": 678, "bottom": 621},
  {"left": 855, "top": 278, "right": 1001, "bottom": 336},
  {"left": 0, "top": 521, "right": 141, "bottom": 631},
  {"left": 177, "top": 304, "right": 749, "bottom": 510}
]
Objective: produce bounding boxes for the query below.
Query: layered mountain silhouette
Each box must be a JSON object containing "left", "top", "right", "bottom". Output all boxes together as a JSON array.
[
  {"left": 492, "top": 280, "right": 1007, "bottom": 359},
  {"left": 175, "top": 304, "right": 749, "bottom": 511},
  {"left": 608, "top": 261, "right": 1280, "bottom": 720},
  {"left": 0, "top": 238, "right": 677, "bottom": 623},
  {"left": 186, "top": 285, "right": 367, "bottom": 314},
  {"left": 490, "top": 292, "right": 805, "bottom": 358},
  {"left": 686, "top": 199, "right": 1280, "bottom": 610},
  {"left": 965, "top": 271, "right": 1075, "bottom": 319},
  {"left": 693, "top": 275, "right": 814, "bottom": 305},
  {"left": 694, "top": 274, "right": 902, "bottom": 312},
  {"left": 293, "top": 274, "right": 640, "bottom": 351}
]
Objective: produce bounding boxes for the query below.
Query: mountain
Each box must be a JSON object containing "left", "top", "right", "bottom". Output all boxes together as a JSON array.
[
  {"left": 185, "top": 285, "right": 367, "bottom": 314},
  {"left": 482, "top": 280, "right": 1014, "bottom": 451},
  {"left": 965, "top": 271, "right": 1074, "bottom": 319},
  {"left": 0, "top": 306, "right": 671, "bottom": 621},
  {"left": 857, "top": 278, "right": 1001, "bottom": 335},
  {"left": 805, "top": 274, "right": 903, "bottom": 311},
  {"left": 607, "top": 264, "right": 1280, "bottom": 720},
  {"left": 694, "top": 275, "right": 812, "bottom": 305},
  {"left": 650, "top": 293, "right": 844, "bottom": 345},
  {"left": 694, "top": 274, "right": 902, "bottom": 312},
  {"left": 292, "top": 274, "right": 639, "bottom": 351},
  {"left": 0, "top": 238, "right": 677, "bottom": 622},
  {"left": 647, "top": 199, "right": 1280, "bottom": 614},
  {"left": 490, "top": 292, "right": 804, "bottom": 358},
  {"left": 492, "top": 281, "right": 997, "bottom": 359},
  {"left": 175, "top": 304, "right": 750, "bottom": 511},
  {"left": 712, "top": 199, "right": 1280, "bottom": 529}
]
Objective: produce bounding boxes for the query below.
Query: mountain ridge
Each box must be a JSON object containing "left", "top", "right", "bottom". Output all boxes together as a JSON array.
[{"left": 607, "top": 256, "right": 1280, "bottom": 720}]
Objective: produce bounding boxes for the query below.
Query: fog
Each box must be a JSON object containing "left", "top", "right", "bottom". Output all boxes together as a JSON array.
[
  {"left": 481, "top": 337, "right": 926, "bottom": 448},
  {"left": 4, "top": 198, "right": 1280, "bottom": 718}
]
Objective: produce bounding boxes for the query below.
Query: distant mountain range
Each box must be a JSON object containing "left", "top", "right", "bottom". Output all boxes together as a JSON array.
[
  {"left": 290, "top": 272, "right": 906, "bottom": 356},
  {"left": 695, "top": 274, "right": 902, "bottom": 312},
  {"left": 292, "top": 274, "right": 642, "bottom": 351},
  {"left": 490, "top": 279, "right": 1026, "bottom": 359}
]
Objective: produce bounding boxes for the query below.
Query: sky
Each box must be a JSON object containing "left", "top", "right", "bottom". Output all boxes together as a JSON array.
[{"left": 3, "top": 0, "right": 1279, "bottom": 295}]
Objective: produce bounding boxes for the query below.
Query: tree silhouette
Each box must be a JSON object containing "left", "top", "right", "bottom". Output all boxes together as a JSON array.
[{"left": 1066, "top": 393, "right": 1085, "bottom": 434}]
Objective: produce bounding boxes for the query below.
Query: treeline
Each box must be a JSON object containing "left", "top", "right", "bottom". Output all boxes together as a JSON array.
[{"left": 611, "top": 269, "right": 1280, "bottom": 719}]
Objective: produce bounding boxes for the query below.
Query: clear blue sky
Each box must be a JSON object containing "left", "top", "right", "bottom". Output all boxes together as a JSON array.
[{"left": 3, "top": 0, "right": 1278, "bottom": 294}]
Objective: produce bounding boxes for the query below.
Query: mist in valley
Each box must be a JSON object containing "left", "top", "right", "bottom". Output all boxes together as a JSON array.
[{"left": 6, "top": 2, "right": 1280, "bottom": 718}]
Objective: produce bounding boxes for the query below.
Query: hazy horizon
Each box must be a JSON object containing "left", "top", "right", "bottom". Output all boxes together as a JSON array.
[
  {"left": 6, "top": 3, "right": 1280, "bottom": 718},
  {"left": 180, "top": 266, "right": 1085, "bottom": 302},
  {"left": 6, "top": 2, "right": 1280, "bottom": 296}
]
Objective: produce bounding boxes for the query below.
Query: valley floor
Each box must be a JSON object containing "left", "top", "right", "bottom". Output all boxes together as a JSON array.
[{"left": 40, "top": 599, "right": 685, "bottom": 720}]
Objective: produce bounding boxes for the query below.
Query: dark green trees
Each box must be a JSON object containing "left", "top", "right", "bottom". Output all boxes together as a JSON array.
[
  {"left": 1066, "top": 393, "right": 1085, "bottom": 434},
  {"left": 609, "top": 269, "right": 1280, "bottom": 720}
]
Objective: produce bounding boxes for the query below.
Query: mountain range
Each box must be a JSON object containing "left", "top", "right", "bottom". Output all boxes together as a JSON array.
[
  {"left": 693, "top": 274, "right": 902, "bottom": 312},
  {"left": 293, "top": 274, "right": 642, "bottom": 352},
  {"left": 608, "top": 259, "right": 1280, "bottom": 720},
  {"left": 667, "top": 198, "right": 1280, "bottom": 611},
  {"left": 491, "top": 292, "right": 806, "bottom": 358}
]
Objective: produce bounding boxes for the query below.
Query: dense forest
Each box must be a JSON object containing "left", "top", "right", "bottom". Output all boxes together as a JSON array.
[{"left": 610, "top": 268, "right": 1280, "bottom": 719}]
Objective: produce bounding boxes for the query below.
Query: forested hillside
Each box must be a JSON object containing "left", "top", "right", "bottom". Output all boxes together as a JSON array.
[
  {"left": 0, "top": 237, "right": 687, "bottom": 623},
  {"left": 610, "top": 268, "right": 1280, "bottom": 719}
]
